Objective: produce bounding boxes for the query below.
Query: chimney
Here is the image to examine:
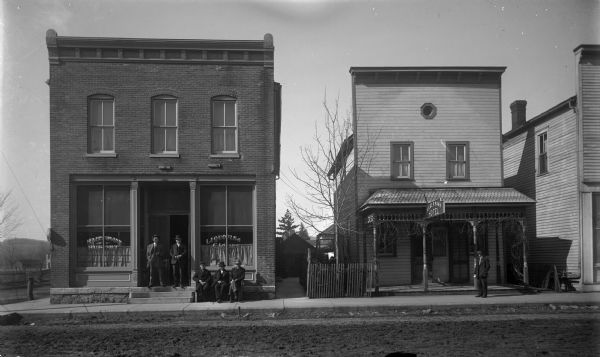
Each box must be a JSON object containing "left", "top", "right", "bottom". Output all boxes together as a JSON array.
[{"left": 510, "top": 100, "right": 527, "bottom": 130}]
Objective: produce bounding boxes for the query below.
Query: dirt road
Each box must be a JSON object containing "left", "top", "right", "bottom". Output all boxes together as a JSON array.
[{"left": 1, "top": 312, "right": 598, "bottom": 356}]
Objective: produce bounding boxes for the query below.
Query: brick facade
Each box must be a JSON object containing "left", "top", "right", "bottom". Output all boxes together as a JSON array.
[{"left": 47, "top": 30, "right": 279, "bottom": 301}]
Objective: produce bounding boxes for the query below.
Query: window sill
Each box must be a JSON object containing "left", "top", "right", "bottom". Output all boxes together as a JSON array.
[
  {"left": 76, "top": 267, "right": 132, "bottom": 272},
  {"left": 149, "top": 153, "right": 180, "bottom": 158},
  {"left": 537, "top": 172, "right": 549, "bottom": 177},
  {"left": 86, "top": 153, "right": 118, "bottom": 158},
  {"left": 210, "top": 153, "right": 241, "bottom": 159},
  {"left": 390, "top": 177, "right": 414, "bottom": 181},
  {"left": 446, "top": 178, "right": 470, "bottom": 182}
]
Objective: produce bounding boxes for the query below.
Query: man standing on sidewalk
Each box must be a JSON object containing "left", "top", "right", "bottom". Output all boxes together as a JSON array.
[{"left": 474, "top": 250, "right": 490, "bottom": 298}]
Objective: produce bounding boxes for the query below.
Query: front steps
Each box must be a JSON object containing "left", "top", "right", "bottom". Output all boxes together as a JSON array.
[{"left": 129, "top": 286, "right": 194, "bottom": 304}]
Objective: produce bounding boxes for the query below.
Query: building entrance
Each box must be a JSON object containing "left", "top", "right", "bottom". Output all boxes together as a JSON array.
[{"left": 139, "top": 183, "right": 190, "bottom": 287}]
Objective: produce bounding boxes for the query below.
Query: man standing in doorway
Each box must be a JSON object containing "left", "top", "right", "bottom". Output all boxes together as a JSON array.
[
  {"left": 474, "top": 250, "right": 490, "bottom": 298},
  {"left": 147, "top": 234, "right": 165, "bottom": 288},
  {"left": 170, "top": 235, "right": 187, "bottom": 288}
]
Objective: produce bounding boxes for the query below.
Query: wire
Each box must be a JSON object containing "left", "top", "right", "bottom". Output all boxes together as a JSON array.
[{"left": 0, "top": 150, "right": 47, "bottom": 238}]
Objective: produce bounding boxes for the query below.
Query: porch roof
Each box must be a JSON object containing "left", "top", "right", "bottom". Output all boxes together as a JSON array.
[{"left": 360, "top": 187, "right": 535, "bottom": 211}]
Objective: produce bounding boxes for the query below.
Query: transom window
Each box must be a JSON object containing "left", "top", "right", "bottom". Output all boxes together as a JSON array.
[
  {"left": 447, "top": 142, "right": 469, "bottom": 180},
  {"left": 212, "top": 96, "right": 238, "bottom": 154},
  {"left": 88, "top": 95, "right": 115, "bottom": 153},
  {"left": 538, "top": 131, "right": 548, "bottom": 175},
  {"left": 152, "top": 96, "right": 178, "bottom": 154},
  {"left": 76, "top": 185, "right": 131, "bottom": 268},
  {"left": 391, "top": 142, "right": 413, "bottom": 180}
]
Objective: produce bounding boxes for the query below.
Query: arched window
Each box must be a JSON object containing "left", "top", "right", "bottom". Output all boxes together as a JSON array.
[
  {"left": 88, "top": 95, "right": 115, "bottom": 153},
  {"left": 152, "top": 95, "right": 178, "bottom": 154},
  {"left": 211, "top": 96, "right": 237, "bottom": 154}
]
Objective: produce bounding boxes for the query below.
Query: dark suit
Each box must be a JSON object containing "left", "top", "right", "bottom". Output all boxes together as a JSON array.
[
  {"left": 474, "top": 255, "right": 491, "bottom": 297},
  {"left": 214, "top": 268, "right": 230, "bottom": 302},
  {"left": 146, "top": 242, "right": 165, "bottom": 287},
  {"left": 229, "top": 265, "right": 246, "bottom": 302},
  {"left": 170, "top": 243, "right": 187, "bottom": 287},
  {"left": 192, "top": 268, "right": 213, "bottom": 302}
]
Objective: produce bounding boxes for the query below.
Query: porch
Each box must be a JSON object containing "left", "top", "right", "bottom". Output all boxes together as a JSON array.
[{"left": 372, "top": 283, "right": 533, "bottom": 296}]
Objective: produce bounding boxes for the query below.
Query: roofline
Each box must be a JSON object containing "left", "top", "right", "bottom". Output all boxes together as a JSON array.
[
  {"left": 46, "top": 29, "right": 273, "bottom": 50},
  {"left": 349, "top": 66, "right": 506, "bottom": 74},
  {"left": 360, "top": 201, "right": 533, "bottom": 212},
  {"left": 503, "top": 96, "right": 577, "bottom": 141},
  {"left": 573, "top": 44, "right": 600, "bottom": 53}
]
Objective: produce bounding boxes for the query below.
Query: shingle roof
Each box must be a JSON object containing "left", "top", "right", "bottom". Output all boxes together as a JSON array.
[{"left": 361, "top": 188, "right": 534, "bottom": 210}]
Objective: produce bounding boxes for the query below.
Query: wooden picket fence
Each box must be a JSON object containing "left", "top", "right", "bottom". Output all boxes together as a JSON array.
[{"left": 306, "top": 263, "right": 376, "bottom": 298}]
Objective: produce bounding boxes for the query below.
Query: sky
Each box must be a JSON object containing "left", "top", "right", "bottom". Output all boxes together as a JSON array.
[{"left": 1, "top": 0, "right": 599, "bottom": 240}]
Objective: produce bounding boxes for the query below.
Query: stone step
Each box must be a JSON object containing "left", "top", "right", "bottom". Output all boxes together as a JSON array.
[
  {"left": 131, "top": 289, "right": 193, "bottom": 298},
  {"left": 129, "top": 296, "right": 193, "bottom": 304}
]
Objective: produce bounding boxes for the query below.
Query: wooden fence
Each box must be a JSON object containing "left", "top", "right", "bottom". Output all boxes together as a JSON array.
[{"left": 306, "top": 263, "right": 376, "bottom": 298}]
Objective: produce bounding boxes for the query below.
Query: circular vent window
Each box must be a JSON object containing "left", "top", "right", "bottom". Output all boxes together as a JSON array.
[{"left": 421, "top": 103, "right": 437, "bottom": 119}]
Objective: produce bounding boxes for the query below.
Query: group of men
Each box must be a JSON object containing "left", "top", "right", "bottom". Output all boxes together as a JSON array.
[
  {"left": 193, "top": 260, "right": 246, "bottom": 303},
  {"left": 146, "top": 234, "right": 245, "bottom": 302}
]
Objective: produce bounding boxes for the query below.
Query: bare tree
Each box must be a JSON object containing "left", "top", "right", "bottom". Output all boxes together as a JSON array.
[
  {"left": 0, "top": 191, "right": 21, "bottom": 241},
  {"left": 287, "top": 94, "right": 376, "bottom": 262}
]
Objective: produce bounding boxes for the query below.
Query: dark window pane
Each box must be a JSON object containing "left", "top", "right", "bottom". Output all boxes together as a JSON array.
[
  {"left": 200, "top": 186, "right": 226, "bottom": 225},
  {"left": 165, "top": 128, "right": 177, "bottom": 152},
  {"left": 90, "top": 100, "right": 101, "bottom": 126},
  {"left": 104, "top": 187, "right": 130, "bottom": 225},
  {"left": 166, "top": 100, "right": 177, "bottom": 126},
  {"left": 224, "top": 101, "right": 236, "bottom": 126},
  {"left": 78, "top": 186, "right": 103, "bottom": 226},
  {"left": 213, "top": 128, "right": 225, "bottom": 153},
  {"left": 228, "top": 186, "right": 253, "bottom": 225},
  {"left": 391, "top": 162, "right": 399, "bottom": 177},
  {"left": 102, "top": 101, "right": 114, "bottom": 126},
  {"left": 225, "top": 128, "right": 236, "bottom": 151},
  {"left": 90, "top": 127, "right": 102, "bottom": 153},
  {"left": 153, "top": 100, "right": 165, "bottom": 126},
  {"left": 213, "top": 101, "right": 224, "bottom": 126},
  {"left": 153, "top": 128, "right": 164, "bottom": 153},
  {"left": 103, "top": 128, "right": 114, "bottom": 151}
]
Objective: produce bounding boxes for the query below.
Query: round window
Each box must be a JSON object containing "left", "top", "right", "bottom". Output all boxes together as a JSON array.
[{"left": 421, "top": 103, "right": 437, "bottom": 119}]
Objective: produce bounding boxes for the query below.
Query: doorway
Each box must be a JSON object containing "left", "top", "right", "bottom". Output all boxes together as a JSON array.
[{"left": 139, "top": 183, "right": 190, "bottom": 287}]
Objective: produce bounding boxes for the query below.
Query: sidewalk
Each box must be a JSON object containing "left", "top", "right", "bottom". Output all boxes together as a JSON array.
[{"left": 1, "top": 290, "right": 599, "bottom": 319}]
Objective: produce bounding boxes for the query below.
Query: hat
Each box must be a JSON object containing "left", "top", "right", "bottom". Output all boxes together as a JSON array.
[
  {"left": 175, "top": 235, "right": 182, "bottom": 241},
  {"left": 234, "top": 259, "right": 241, "bottom": 265},
  {"left": 152, "top": 234, "right": 159, "bottom": 239},
  {"left": 218, "top": 261, "right": 226, "bottom": 267},
  {"left": 199, "top": 262, "right": 206, "bottom": 266}
]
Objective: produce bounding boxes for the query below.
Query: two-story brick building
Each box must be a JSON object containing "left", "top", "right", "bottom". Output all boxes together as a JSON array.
[
  {"left": 46, "top": 30, "right": 280, "bottom": 303},
  {"left": 503, "top": 45, "right": 600, "bottom": 291},
  {"left": 336, "top": 67, "right": 534, "bottom": 290}
]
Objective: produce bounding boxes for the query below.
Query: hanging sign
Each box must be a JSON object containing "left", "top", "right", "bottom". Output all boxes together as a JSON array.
[{"left": 426, "top": 199, "right": 445, "bottom": 219}]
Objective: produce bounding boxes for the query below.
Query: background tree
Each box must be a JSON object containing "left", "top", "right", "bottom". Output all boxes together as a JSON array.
[
  {"left": 287, "top": 94, "right": 376, "bottom": 262},
  {"left": 297, "top": 223, "right": 311, "bottom": 241},
  {"left": 0, "top": 191, "right": 21, "bottom": 241},
  {"left": 276, "top": 209, "right": 299, "bottom": 241}
]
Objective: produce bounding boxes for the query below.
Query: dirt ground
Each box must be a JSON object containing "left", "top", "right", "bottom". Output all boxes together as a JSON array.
[{"left": 1, "top": 311, "right": 598, "bottom": 357}]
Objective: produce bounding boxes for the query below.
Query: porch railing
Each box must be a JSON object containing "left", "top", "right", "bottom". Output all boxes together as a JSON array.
[{"left": 306, "top": 263, "right": 376, "bottom": 298}]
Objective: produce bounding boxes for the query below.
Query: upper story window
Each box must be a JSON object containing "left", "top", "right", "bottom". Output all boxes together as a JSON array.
[
  {"left": 88, "top": 95, "right": 115, "bottom": 153},
  {"left": 447, "top": 142, "right": 469, "bottom": 180},
  {"left": 212, "top": 96, "right": 238, "bottom": 154},
  {"left": 391, "top": 142, "right": 413, "bottom": 180},
  {"left": 538, "top": 131, "right": 548, "bottom": 175},
  {"left": 152, "top": 96, "right": 178, "bottom": 154}
]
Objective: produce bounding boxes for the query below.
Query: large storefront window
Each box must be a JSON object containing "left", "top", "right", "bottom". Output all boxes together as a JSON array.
[
  {"left": 200, "top": 185, "right": 254, "bottom": 267},
  {"left": 77, "top": 186, "right": 131, "bottom": 267}
]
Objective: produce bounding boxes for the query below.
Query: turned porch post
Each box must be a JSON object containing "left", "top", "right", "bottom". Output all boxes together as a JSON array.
[
  {"left": 521, "top": 220, "right": 529, "bottom": 287},
  {"left": 470, "top": 220, "right": 479, "bottom": 289},
  {"left": 372, "top": 221, "right": 379, "bottom": 294},
  {"left": 421, "top": 222, "right": 429, "bottom": 292}
]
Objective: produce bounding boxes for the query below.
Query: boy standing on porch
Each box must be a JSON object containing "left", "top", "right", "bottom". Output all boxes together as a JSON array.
[{"left": 474, "top": 250, "right": 491, "bottom": 298}]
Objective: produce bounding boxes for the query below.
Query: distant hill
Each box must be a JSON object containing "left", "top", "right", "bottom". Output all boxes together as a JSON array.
[{"left": 0, "top": 238, "right": 50, "bottom": 268}]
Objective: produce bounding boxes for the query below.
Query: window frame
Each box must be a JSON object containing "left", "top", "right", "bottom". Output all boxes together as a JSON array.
[
  {"left": 88, "top": 95, "right": 115, "bottom": 154},
  {"left": 446, "top": 141, "right": 470, "bottom": 181},
  {"left": 537, "top": 130, "right": 548, "bottom": 175},
  {"left": 76, "top": 185, "right": 131, "bottom": 269},
  {"left": 211, "top": 96, "right": 238, "bottom": 155},
  {"left": 390, "top": 141, "right": 414, "bottom": 180},
  {"left": 199, "top": 184, "right": 255, "bottom": 268},
  {"left": 151, "top": 95, "right": 179, "bottom": 155}
]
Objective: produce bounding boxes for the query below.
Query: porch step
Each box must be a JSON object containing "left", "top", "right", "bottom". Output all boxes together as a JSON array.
[{"left": 129, "top": 287, "right": 194, "bottom": 304}]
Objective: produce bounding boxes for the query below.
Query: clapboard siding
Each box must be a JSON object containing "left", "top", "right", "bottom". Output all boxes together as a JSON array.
[
  {"left": 355, "top": 83, "right": 502, "bottom": 188},
  {"left": 581, "top": 64, "right": 600, "bottom": 182},
  {"left": 503, "top": 106, "right": 580, "bottom": 275}
]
